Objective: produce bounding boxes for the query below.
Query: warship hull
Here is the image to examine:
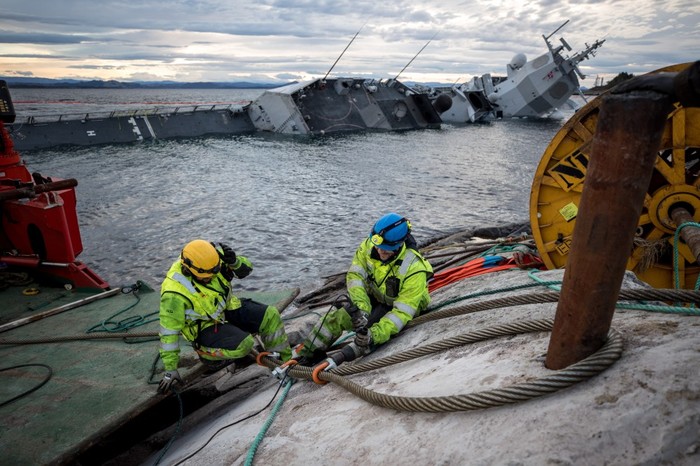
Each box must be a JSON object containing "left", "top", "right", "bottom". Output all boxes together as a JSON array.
[
  {"left": 9, "top": 105, "right": 255, "bottom": 152},
  {"left": 250, "top": 78, "right": 446, "bottom": 134},
  {"left": 8, "top": 78, "right": 450, "bottom": 151}
]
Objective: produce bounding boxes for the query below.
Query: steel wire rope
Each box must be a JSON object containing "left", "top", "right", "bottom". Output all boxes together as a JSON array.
[
  {"left": 258, "top": 319, "right": 622, "bottom": 412},
  {"left": 409, "top": 288, "right": 700, "bottom": 327},
  {"left": 256, "top": 287, "right": 700, "bottom": 412},
  {"left": 0, "top": 331, "right": 158, "bottom": 345},
  {"left": 526, "top": 269, "right": 700, "bottom": 315},
  {"left": 425, "top": 280, "right": 562, "bottom": 313}
]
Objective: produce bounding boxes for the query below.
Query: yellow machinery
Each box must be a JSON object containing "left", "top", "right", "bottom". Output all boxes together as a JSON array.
[{"left": 530, "top": 63, "right": 700, "bottom": 289}]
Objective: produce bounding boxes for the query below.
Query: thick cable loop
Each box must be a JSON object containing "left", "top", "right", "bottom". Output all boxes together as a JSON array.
[
  {"left": 333, "top": 319, "right": 557, "bottom": 376},
  {"left": 257, "top": 318, "right": 623, "bottom": 413},
  {"left": 255, "top": 287, "right": 700, "bottom": 412}
]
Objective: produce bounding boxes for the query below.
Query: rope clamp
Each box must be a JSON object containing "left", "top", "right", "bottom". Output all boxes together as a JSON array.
[
  {"left": 271, "top": 359, "right": 297, "bottom": 380},
  {"left": 255, "top": 351, "right": 279, "bottom": 367},
  {"left": 311, "top": 358, "right": 336, "bottom": 385}
]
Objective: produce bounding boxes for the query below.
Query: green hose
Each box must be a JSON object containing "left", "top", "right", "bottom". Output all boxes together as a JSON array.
[{"left": 244, "top": 378, "right": 294, "bottom": 466}]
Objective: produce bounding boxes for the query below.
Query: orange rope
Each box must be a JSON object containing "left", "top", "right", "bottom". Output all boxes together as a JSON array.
[{"left": 428, "top": 256, "right": 518, "bottom": 293}]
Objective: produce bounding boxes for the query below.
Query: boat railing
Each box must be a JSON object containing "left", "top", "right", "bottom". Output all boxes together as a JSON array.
[{"left": 14, "top": 102, "right": 252, "bottom": 125}]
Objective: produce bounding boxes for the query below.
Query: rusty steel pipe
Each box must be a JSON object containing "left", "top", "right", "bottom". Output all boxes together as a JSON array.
[
  {"left": 0, "top": 178, "right": 78, "bottom": 202},
  {"left": 670, "top": 206, "right": 700, "bottom": 264},
  {"left": 545, "top": 92, "right": 675, "bottom": 370}
]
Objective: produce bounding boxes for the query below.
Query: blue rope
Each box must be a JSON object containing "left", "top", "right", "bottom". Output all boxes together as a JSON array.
[{"left": 245, "top": 378, "right": 294, "bottom": 466}]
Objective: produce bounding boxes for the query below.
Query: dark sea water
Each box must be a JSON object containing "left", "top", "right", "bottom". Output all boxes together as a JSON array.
[{"left": 10, "top": 88, "right": 576, "bottom": 295}]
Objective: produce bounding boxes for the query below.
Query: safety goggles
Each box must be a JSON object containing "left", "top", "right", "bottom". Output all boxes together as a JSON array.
[{"left": 181, "top": 255, "right": 221, "bottom": 275}]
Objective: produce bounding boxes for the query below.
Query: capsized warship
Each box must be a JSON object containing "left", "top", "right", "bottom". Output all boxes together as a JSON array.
[
  {"left": 249, "top": 77, "right": 451, "bottom": 135},
  {"left": 7, "top": 77, "right": 452, "bottom": 152},
  {"left": 419, "top": 20, "right": 604, "bottom": 123}
]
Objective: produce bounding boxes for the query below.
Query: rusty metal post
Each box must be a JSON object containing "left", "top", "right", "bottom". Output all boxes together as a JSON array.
[
  {"left": 544, "top": 92, "right": 673, "bottom": 369},
  {"left": 546, "top": 61, "right": 700, "bottom": 370}
]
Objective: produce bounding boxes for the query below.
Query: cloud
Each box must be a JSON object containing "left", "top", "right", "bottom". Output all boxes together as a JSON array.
[
  {"left": 0, "top": 30, "right": 95, "bottom": 44},
  {"left": 0, "top": 0, "right": 697, "bottom": 84}
]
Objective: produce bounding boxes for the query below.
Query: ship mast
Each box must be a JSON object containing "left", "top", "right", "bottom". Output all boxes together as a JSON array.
[
  {"left": 323, "top": 23, "right": 366, "bottom": 81},
  {"left": 394, "top": 33, "right": 438, "bottom": 81}
]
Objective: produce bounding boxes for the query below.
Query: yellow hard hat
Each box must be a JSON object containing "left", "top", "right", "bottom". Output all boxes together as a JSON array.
[{"left": 180, "top": 240, "right": 221, "bottom": 279}]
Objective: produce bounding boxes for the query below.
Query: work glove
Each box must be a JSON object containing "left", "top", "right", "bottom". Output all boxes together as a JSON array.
[
  {"left": 217, "top": 243, "right": 237, "bottom": 266},
  {"left": 346, "top": 303, "right": 368, "bottom": 331},
  {"left": 215, "top": 243, "right": 239, "bottom": 281},
  {"left": 157, "top": 370, "right": 182, "bottom": 394},
  {"left": 511, "top": 244, "right": 542, "bottom": 269},
  {"left": 354, "top": 328, "right": 372, "bottom": 349}
]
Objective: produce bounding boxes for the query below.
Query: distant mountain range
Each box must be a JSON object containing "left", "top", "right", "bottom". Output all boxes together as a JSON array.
[{"left": 0, "top": 77, "right": 285, "bottom": 89}]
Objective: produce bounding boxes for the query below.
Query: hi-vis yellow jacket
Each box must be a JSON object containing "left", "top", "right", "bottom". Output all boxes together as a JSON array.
[
  {"left": 346, "top": 238, "right": 433, "bottom": 344},
  {"left": 158, "top": 261, "right": 242, "bottom": 371}
]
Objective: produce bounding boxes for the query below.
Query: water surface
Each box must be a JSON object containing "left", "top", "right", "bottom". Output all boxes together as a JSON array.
[{"left": 11, "top": 88, "right": 574, "bottom": 294}]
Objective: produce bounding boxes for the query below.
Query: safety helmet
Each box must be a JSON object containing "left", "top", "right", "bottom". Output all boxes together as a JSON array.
[
  {"left": 180, "top": 239, "right": 221, "bottom": 279},
  {"left": 369, "top": 213, "right": 410, "bottom": 251}
]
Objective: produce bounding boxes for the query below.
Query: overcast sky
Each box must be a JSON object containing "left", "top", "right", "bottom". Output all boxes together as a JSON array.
[{"left": 0, "top": 0, "right": 698, "bottom": 85}]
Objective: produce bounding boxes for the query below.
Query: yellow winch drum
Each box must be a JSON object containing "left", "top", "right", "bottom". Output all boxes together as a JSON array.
[{"left": 530, "top": 63, "right": 700, "bottom": 289}]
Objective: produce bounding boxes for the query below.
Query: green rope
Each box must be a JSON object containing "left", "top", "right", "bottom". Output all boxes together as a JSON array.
[
  {"left": 428, "top": 278, "right": 562, "bottom": 312},
  {"left": 526, "top": 269, "right": 562, "bottom": 291},
  {"left": 526, "top": 269, "right": 700, "bottom": 315},
  {"left": 430, "top": 268, "right": 700, "bottom": 317},
  {"left": 477, "top": 241, "right": 536, "bottom": 258},
  {"left": 615, "top": 301, "right": 700, "bottom": 315},
  {"left": 245, "top": 379, "right": 294, "bottom": 466},
  {"left": 527, "top": 270, "right": 700, "bottom": 315},
  {"left": 154, "top": 386, "right": 184, "bottom": 465},
  {"left": 673, "top": 221, "right": 700, "bottom": 296},
  {"left": 477, "top": 244, "right": 519, "bottom": 257},
  {"left": 86, "top": 282, "right": 159, "bottom": 333}
]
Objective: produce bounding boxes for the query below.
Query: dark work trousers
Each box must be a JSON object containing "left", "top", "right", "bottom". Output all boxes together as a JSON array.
[{"left": 196, "top": 298, "right": 268, "bottom": 350}]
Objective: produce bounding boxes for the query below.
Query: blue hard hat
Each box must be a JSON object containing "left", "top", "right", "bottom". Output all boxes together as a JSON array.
[{"left": 369, "top": 213, "right": 410, "bottom": 251}]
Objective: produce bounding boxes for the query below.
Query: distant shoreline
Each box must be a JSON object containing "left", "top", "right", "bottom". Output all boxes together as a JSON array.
[
  {"left": 0, "top": 77, "right": 478, "bottom": 90},
  {"left": 2, "top": 82, "right": 284, "bottom": 90}
]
